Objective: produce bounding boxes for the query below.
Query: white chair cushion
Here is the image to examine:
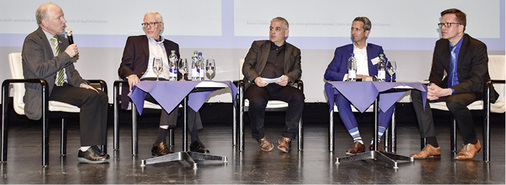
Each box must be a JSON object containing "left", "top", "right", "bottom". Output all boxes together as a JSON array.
[
  {"left": 333, "top": 104, "right": 374, "bottom": 112},
  {"left": 244, "top": 99, "right": 288, "bottom": 109},
  {"left": 13, "top": 100, "right": 80, "bottom": 115},
  {"left": 430, "top": 101, "right": 484, "bottom": 112},
  {"left": 430, "top": 100, "right": 504, "bottom": 113},
  {"left": 126, "top": 101, "right": 184, "bottom": 110},
  {"left": 48, "top": 101, "right": 80, "bottom": 112}
]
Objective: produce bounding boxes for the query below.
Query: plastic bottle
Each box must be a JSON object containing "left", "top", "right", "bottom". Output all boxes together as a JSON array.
[
  {"left": 198, "top": 52, "right": 205, "bottom": 80},
  {"left": 347, "top": 53, "right": 357, "bottom": 81},
  {"left": 191, "top": 51, "right": 200, "bottom": 81},
  {"left": 168, "top": 50, "right": 178, "bottom": 81},
  {"left": 377, "top": 54, "right": 386, "bottom": 82}
]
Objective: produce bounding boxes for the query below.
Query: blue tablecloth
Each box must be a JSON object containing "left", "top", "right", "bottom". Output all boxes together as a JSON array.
[
  {"left": 128, "top": 81, "right": 238, "bottom": 115},
  {"left": 325, "top": 81, "right": 427, "bottom": 113}
]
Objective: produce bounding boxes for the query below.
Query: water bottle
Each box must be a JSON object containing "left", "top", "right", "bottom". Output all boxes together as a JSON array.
[
  {"left": 198, "top": 52, "right": 205, "bottom": 80},
  {"left": 191, "top": 51, "right": 200, "bottom": 81},
  {"left": 168, "top": 50, "right": 178, "bottom": 81},
  {"left": 347, "top": 53, "right": 357, "bottom": 81},
  {"left": 377, "top": 54, "right": 386, "bottom": 82}
]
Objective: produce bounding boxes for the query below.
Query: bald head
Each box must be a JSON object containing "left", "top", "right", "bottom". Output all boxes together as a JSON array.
[
  {"left": 36, "top": 3, "right": 60, "bottom": 26},
  {"left": 36, "top": 3, "right": 66, "bottom": 35}
]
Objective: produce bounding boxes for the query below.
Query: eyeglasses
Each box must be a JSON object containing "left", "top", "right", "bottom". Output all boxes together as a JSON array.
[
  {"left": 438, "top": 22, "right": 462, "bottom": 28},
  {"left": 141, "top": 22, "right": 161, "bottom": 27}
]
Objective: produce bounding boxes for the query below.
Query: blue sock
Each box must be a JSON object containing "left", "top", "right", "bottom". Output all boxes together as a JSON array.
[
  {"left": 371, "top": 126, "right": 387, "bottom": 144},
  {"left": 348, "top": 127, "right": 363, "bottom": 144}
]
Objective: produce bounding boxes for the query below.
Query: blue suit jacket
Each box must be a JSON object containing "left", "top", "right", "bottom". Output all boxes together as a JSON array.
[{"left": 324, "top": 43, "right": 391, "bottom": 81}]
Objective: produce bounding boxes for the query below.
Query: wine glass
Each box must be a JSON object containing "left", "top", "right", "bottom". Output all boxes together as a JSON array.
[
  {"left": 206, "top": 59, "right": 216, "bottom": 80},
  {"left": 178, "top": 58, "right": 188, "bottom": 81},
  {"left": 152, "top": 57, "right": 163, "bottom": 81},
  {"left": 387, "top": 61, "right": 397, "bottom": 82}
]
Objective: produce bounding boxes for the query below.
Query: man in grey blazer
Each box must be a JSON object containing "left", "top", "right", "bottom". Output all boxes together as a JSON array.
[
  {"left": 242, "top": 17, "right": 304, "bottom": 153},
  {"left": 22, "top": 3, "right": 109, "bottom": 164}
]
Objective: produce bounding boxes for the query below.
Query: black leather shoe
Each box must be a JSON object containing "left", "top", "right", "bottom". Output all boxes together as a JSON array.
[
  {"left": 151, "top": 142, "right": 172, "bottom": 156},
  {"left": 190, "top": 140, "right": 209, "bottom": 153},
  {"left": 77, "top": 146, "right": 109, "bottom": 164}
]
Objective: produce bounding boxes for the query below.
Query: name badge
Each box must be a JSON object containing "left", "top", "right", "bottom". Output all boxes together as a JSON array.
[{"left": 371, "top": 57, "right": 380, "bottom": 65}]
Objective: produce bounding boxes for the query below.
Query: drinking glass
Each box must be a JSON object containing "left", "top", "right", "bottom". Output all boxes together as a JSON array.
[
  {"left": 206, "top": 59, "right": 216, "bottom": 80},
  {"left": 178, "top": 58, "right": 188, "bottom": 80},
  {"left": 152, "top": 57, "right": 163, "bottom": 81},
  {"left": 387, "top": 61, "right": 397, "bottom": 82}
]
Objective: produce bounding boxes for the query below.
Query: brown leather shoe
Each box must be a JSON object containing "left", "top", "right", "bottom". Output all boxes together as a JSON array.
[
  {"left": 151, "top": 142, "right": 172, "bottom": 156},
  {"left": 454, "top": 140, "right": 481, "bottom": 160},
  {"left": 410, "top": 144, "right": 441, "bottom": 159},
  {"left": 346, "top": 141, "right": 365, "bottom": 155},
  {"left": 277, "top": 137, "right": 291, "bottom": 153},
  {"left": 369, "top": 143, "right": 385, "bottom": 152},
  {"left": 257, "top": 137, "right": 274, "bottom": 152}
]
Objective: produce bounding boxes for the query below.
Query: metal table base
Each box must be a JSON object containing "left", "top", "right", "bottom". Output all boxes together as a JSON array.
[
  {"left": 138, "top": 87, "right": 229, "bottom": 169},
  {"left": 141, "top": 151, "right": 227, "bottom": 169},
  {"left": 335, "top": 98, "right": 414, "bottom": 169},
  {"left": 336, "top": 151, "right": 413, "bottom": 169}
]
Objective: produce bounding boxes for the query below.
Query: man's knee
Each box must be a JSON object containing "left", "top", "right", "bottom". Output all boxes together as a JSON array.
[
  {"left": 248, "top": 96, "right": 267, "bottom": 108},
  {"left": 411, "top": 89, "right": 422, "bottom": 99},
  {"left": 445, "top": 96, "right": 466, "bottom": 111},
  {"left": 291, "top": 90, "right": 305, "bottom": 104}
]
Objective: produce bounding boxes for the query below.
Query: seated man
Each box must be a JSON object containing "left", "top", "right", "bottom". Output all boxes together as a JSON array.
[
  {"left": 242, "top": 17, "right": 305, "bottom": 153},
  {"left": 324, "top": 17, "right": 394, "bottom": 154},
  {"left": 22, "top": 3, "right": 109, "bottom": 163},
  {"left": 118, "top": 11, "right": 208, "bottom": 156},
  {"left": 410, "top": 8, "right": 497, "bottom": 160}
]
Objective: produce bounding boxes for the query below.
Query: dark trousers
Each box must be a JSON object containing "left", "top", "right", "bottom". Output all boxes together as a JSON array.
[
  {"left": 245, "top": 83, "right": 304, "bottom": 140},
  {"left": 49, "top": 83, "right": 108, "bottom": 146},
  {"left": 411, "top": 90, "right": 477, "bottom": 144},
  {"left": 144, "top": 94, "right": 202, "bottom": 131}
]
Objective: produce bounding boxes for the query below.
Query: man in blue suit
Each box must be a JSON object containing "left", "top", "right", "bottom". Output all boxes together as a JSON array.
[{"left": 324, "top": 17, "right": 394, "bottom": 154}]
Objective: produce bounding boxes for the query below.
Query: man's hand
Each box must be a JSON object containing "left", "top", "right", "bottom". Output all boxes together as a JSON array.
[
  {"left": 427, "top": 83, "right": 452, "bottom": 100},
  {"left": 254, "top": 77, "right": 268, "bottom": 87},
  {"left": 80, "top": 83, "right": 99, "bottom": 93},
  {"left": 128, "top": 74, "right": 140, "bottom": 91},
  {"left": 356, "top": 74, "right": 371, "bottom": 79},
  {"left": 64, "top": 44, "right": 79, "bottom": 58},
  {"left": 275, "top": 75, "right": 289, "bottom": 86}
]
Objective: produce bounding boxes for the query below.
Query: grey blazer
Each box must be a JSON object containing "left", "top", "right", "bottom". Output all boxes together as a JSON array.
[
  {"left": 242, "top": 40, "right": 302, "bottom": 90},
  {"left": 21, "top": 27, "right": 86, "bottom": 120}
]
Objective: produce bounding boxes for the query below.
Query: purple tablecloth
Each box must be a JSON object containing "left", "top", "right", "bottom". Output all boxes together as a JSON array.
[
  {"left": 128, "top": 81, "right": 238, "bottom": 115},
  {"left": 325, "top": 81, "right": 427, "bottom": 113}
]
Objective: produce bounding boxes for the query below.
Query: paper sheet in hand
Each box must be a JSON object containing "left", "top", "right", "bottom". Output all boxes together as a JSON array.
[{"left": 262, "top": 76, "right": 283, "bottom": 83}]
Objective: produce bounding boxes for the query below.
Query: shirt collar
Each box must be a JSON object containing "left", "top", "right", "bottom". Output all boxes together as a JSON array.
[
  {"left": 353, "top": 42, "right": 368, "bottom": 50},
  {"left": 42, "top": 29, "right": 56, "bottom": 43},
  {"left": 270, "top": 41, "right": 286, "bottom": 50},
  {"left": 147, "top": 35, "right": 165, "bottom": 43}
]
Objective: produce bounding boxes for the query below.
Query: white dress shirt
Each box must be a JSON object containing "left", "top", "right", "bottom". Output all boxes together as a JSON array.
[{"left": 141, "top": 36, "right": 171, "bottom": 80}]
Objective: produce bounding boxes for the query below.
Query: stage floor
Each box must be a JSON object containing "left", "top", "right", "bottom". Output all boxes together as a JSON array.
[{"left": 0, "top": 104, "right": 504, "bottom": 184}]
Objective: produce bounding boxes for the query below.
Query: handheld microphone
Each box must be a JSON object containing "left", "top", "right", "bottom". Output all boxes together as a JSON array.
[{"left": 65, "top": 26, "right": 74, "bottom": 44}]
